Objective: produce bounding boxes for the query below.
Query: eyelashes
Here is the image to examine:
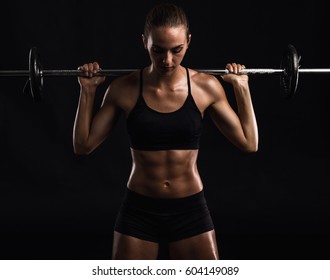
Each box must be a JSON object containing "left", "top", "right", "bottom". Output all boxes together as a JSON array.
[
  {"left": 151, "top": 47, "right": 183, "bottom": 54},
  {"left": 172, "top": 47, "right": 183, "bottom": 53}
]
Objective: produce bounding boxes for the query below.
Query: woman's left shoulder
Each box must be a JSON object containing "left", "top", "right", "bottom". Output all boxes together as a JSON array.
[{"left": 187, "top": 68, "right": 224, "bottom": 93}]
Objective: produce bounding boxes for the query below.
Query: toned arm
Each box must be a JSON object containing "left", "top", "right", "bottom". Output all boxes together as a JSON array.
[
  {"left": 200, "top": 73, "right": 258, "bottom": 152},
  {"left": 73, "top": 81, "right": 122, "bottom": 155}
]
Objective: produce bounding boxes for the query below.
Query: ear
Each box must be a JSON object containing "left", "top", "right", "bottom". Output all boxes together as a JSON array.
[
  {"left": 142, "top": 34, "right": 148, "bottom": 49},
  {"left": 187, "top": 34, "right": 192, "bottom": 47}
]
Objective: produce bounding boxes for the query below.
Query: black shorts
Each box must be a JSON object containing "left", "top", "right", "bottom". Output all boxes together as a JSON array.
[{"left": 114, "top": 188, "right": 215, "bottom": 243}]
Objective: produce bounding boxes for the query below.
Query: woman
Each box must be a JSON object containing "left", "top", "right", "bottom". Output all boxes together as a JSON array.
[{"left": 73, "top": 3, "right": 258, "bottom": 259}]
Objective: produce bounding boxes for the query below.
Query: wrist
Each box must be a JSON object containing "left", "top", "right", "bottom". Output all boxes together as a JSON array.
[
  {"left": 80, "top": 85, "right": 98, "bottom": 95},
  {"left": 233, "top": 80, "right": 249, "bottom": 92}
]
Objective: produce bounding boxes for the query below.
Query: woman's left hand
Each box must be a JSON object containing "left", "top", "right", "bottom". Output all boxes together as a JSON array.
[{"left": 221, "top": 63, "right": 249, "bottom": 85}]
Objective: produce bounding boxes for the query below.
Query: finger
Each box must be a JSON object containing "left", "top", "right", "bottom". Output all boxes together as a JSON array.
[
  {"left": 227, "top": 63, "right": 246, "bottom": 74},
  {"left": 226, "top": 63, "right": 234, "bottom": 73},
  {"left": 87, "top": 63, "right": 93, "bottom": 71},
  {"left": 233, "top": 63, "right": 239, "bottom": 74},
  {"left": 238, "top": 64, "right": 247, "bottom": 74},
  {"left": 229, "top": 63, "right": 238, "bottom": 74},
  {"left": 79, "top": 64, "right": 90, "bottom": 78},
  {"left": 93, "top": 62, "right": 100, "bottom": 73},
  {"left": 88, "top": 63, "right": 96, "bottom": 77},
  {"left": 80, "top": 64, "right": 88, "bottom": 71},
  {"left": 237, "top": 64, "right": 243, "bottom": 73}
]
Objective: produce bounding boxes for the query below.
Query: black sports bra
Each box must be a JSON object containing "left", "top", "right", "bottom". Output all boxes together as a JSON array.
[{"left": 126, "top": 68, "right": 203, "bottom": 151}]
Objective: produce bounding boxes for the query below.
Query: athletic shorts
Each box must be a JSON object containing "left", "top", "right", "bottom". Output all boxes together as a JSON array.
[{"left": 114, "top": 188, "right": 215, "bottom": 243}]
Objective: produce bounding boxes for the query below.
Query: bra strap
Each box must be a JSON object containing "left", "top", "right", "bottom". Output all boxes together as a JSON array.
[{"left": 186, "top": 67, "right": 192, "bottom": 96}]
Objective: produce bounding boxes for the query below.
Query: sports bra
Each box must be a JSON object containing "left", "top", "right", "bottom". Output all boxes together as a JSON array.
[{"left": 126, "top": 68, "right": 203, "bottom": 151}]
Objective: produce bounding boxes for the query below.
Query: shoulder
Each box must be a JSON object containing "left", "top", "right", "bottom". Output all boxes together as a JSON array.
[
  {"left": 188, "top": 68, "right": 226, "bottom": 103},
  {"left": 103, "top": 70, "right": 140, "bottom": 105},
  {"left": 106, "top": 70, "right": 140, "bottom": 95}
]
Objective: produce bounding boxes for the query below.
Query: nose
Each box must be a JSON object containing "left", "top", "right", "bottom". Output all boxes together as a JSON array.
[{"left": 162, "top": 51, "right": 173, "bottom": 66}]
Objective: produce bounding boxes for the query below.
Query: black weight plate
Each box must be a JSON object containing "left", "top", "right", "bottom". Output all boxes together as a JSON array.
[
  {"left": 29, "top": 47, "right": 43, "bottom": 101},
  {"left": 280, "top": 44, "right": 299, "bottom": 98}
]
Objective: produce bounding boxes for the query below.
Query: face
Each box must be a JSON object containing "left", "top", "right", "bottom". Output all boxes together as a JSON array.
[{"left": 143, "top": 25, "right": 191, "bottom": 76}]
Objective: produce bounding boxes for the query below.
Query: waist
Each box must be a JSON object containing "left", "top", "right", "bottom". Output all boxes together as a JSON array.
[
  {"left": 128, "top": 149, "right": 203, "bottom": 197},
  {"left": 130, "top": 149, "right": 199, "bottom": 180}
]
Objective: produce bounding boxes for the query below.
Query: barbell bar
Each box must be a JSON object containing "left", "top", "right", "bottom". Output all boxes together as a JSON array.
[
  {"left": 4, "top": 68, "right": 329, "bottom": 76},
  {"left": 1, "top": 44, "right": 330, "bottom": 102}
]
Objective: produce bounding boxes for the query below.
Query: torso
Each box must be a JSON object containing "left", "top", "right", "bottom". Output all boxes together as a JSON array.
[
  {"left": 109, "top": 65, "right": 219, "bottom": 198},
  {"left": 128, "top": 149, "right": 202, "bottom": 198}
]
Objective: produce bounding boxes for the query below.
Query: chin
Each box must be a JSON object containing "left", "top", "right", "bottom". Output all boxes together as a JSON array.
[{"left": 156, "top": 66, "right": 176, "bottom": 76}]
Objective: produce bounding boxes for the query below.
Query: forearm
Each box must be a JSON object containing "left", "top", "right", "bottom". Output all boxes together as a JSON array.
[
  {"left": 73, "top": 87, "right": 97, "bottom": 154},
  {"left": 233, "top": 82, "right": 259, "bottom": 151}
]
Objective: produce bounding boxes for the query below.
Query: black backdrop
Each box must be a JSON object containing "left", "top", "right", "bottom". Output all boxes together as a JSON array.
[{"left": 0, "top": 0, "right": 329, "bottom": 260}]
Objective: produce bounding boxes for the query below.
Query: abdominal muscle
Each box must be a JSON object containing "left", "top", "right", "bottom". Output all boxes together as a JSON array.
[{"left": 127, "top": 149, "right": 203, "bottom": 198}]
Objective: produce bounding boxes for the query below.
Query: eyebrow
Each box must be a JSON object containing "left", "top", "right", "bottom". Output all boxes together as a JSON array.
[{"left": 152, "top": 44, "right": 184, "bottom": 49}]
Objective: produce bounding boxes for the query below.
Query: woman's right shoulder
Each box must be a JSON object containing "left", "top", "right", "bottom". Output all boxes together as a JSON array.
[
  {"left": 109, "top": 70, "right": 140, "bottom": 91},
  {"left": 103, "top": 70, "right": 141, "bottom": 107}
]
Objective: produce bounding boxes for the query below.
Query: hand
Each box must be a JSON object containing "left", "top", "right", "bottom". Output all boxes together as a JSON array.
[
  {"left": 78, "top": 62, "right": 106, "bottom": 89},
  {"left": 221, "top": 63, "right": 249, "bottom": 86}
]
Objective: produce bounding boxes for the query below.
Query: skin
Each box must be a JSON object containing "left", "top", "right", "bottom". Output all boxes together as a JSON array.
[{"left": 73, "top": 25, "right": 258, "bottom": 259}]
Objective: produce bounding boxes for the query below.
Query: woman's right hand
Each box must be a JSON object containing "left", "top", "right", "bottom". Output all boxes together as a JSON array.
[{"left": 78, "top": 62, "right": 106, "bottom": 89}]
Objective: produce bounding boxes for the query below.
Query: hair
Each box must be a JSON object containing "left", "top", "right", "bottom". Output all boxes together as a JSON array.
[{"left": 144, "top": 3, "right": 190, "bottom": 39}]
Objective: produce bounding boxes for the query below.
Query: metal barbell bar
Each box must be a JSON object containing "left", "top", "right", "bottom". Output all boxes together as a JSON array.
[
  {"left": 3, "top": 68, "right": 330, "bottom": 77},
  {"left": 1, "top": 44, "right": 330, "bottom": 102}
]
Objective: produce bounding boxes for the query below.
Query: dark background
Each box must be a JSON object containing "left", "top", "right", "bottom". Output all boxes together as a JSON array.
[{"left": 0, "top": 0, "right": 329, "bottom": 260}]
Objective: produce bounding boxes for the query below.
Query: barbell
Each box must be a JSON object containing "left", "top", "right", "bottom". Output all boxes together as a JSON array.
[{"left": 1, "top": 44, "right": 330, "bottom": 102}]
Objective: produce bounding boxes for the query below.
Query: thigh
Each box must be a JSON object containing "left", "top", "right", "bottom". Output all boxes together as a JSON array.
[
  {"left": 112, "top": 231, "right": 159, "bottom": 260},
  {"left": 169, "top": 230, "right": 219, "bottom": 260}
]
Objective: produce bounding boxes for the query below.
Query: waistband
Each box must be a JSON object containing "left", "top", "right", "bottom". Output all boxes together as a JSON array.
[{"left": 122, "top": 188, "right": 207, "bottom": 215}]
